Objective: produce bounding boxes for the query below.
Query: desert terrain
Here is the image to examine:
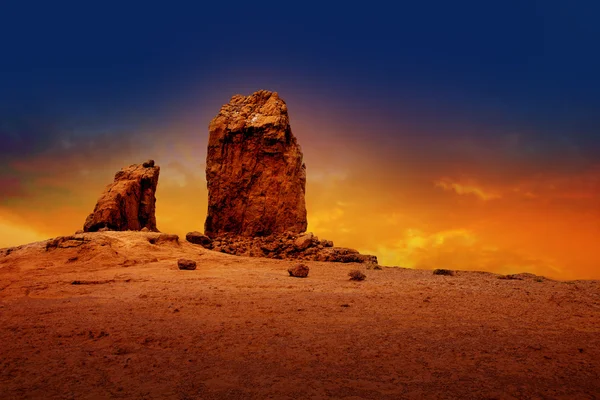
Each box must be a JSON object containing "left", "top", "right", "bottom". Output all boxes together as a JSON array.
[{"left": 1, "top": 231, "right": 599, "bottom": 399}]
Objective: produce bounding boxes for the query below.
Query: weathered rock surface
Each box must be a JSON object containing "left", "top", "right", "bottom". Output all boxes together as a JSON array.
[
  {"left": 188, "top": 231, "right": 378, "bottom": 264},
  {"left": 205, "top": 90, "right": 307, "bottom": 238},
  {"left": 84, "top": 161, "right": 160, "bottom": 232},
  {"left": 177, "top": 259, "right": 197, "bottom": 270},
  {"left": 148, "top": 234, "right": 179, "bottom": 245},
  {"left": 198, "top": 90, "right": 377, "bottom": 265},
  {"left": 186, "top": 231, "right": 212, "bottom": 247},
  {"left": 288, "top": 263, "right": 309, "bottom": 278},
  {"left": 294, "top": 232, "right": 314, "bottom": 250},
  {"left": 45, "top": 235, "right": 91, "bottom": 251}
]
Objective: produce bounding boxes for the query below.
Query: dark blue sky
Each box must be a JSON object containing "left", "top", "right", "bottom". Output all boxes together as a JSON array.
[{"left": 1, "top": 1, "right": 599, "bottom": 159}]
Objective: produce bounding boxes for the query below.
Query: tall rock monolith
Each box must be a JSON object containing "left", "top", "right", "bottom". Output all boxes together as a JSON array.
[{"left": 205, "top": 90, "right": 307, "bottom": 238}]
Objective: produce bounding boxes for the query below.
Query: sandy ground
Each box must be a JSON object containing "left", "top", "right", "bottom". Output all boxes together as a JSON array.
[{"left": 0, "top": 231, "right": 599, "bottom": 399}]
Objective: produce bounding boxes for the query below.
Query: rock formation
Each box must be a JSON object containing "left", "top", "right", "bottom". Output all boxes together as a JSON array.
[
  {"left": 83, "top": 160, "right": 160, "bottom": 232},
  {"left": 199, "top": 90, "right": 378, "bottom": 265},
  {"left": 186, "top": 231, "right": 378, "bottom": 264},
  {"left": 205, "top": 90, "right": 307, "bottom": 238}
]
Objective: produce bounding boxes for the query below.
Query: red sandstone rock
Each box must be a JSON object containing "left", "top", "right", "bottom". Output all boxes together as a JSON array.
[
  {"left": 84, "top": 162, "right": 160, "bottom": 232},
  {"left": 149, "top": 234, "right": 179, "bottom": 245},
  {"left": 177, "top": 259, "right": 197, "bottom": 270},
  {"left": 205, "top": 90, "right": 307, "bottom": 238},
  {"left": 294, "top": 232, "right": 313, "bottom": 250},
  {"left": 186, "top": 231, "right": 212, "bottom": 247},
  {"left": 288, "top": 263, "right": 309, "bottom": 278},
  {"left": 199, "top": 232, "right": 378, "bottom": 265}
]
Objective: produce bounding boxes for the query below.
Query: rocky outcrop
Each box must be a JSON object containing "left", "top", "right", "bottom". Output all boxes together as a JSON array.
[
  {"left": 84, "top": 161, "right": 160, "bottom": 232},
  {"left": 46, "top": 235, "right": 91, "bottom": 250},
  {"left": 199, "top": 90, "right": 378, "bottom": 265},
  {"left": 205, "top": 90, "right": 307, "bottom": 238},
  {"left": 187, "top": 231, "right": 378, "bottom": 264}
]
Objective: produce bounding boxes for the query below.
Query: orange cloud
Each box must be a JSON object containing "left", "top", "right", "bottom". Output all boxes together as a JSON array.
[
  {"left": 434, "top": 178, "right": 501, "bottom": 200},
  {"left": 360, "top": 227, "right": 563, "bottom": 278}
]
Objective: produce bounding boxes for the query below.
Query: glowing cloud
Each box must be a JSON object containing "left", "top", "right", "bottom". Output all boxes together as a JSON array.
[
  {"left": 434, "top": 178, "right": 501, "bottom": 201},
  {"left": 0, "top": 217, "right": 48, "bottom": 247},
  {"left": 362, "top": 228, "right": 564, "bottom": 278}
]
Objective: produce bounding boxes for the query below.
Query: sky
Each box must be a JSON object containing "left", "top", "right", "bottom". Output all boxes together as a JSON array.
[{"left": 1, "top": 1, "right": 599, "bottom": 279}]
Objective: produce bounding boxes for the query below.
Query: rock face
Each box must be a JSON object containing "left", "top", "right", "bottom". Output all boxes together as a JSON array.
[
  {"left": 84, "top": 162, "right": 160, "bottom": 232},
  {"left": 199, "top": 90, "right": 378, "bottom": 265},
  {"left": 205, "top": 90, "right": 307, "bottom": 238}
]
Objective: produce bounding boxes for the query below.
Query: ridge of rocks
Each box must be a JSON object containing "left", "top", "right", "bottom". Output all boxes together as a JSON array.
[{"left": 186, "top": 231, "right": 378, "bottom": 264}]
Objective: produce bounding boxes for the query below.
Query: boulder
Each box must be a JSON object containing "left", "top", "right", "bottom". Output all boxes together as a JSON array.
[
  {"left": 294, "top": 232, "right": 314, "bottom": 250},
  {"left": 288, "top": 264, "right": 309, "bottom": 278},
  {"left": 204, "top": 90, "right": 307, "bottom": 238},
  {"left": 149, "top": 234, "right": 179, "bottom": 245},
  {"left": 178, "top": 259, "right": 197, "bottom": 270},
  {"left": 84, "top": 161, "right": 160, "bottom": 232},
  {"left": 186, "top": 231, "right": 213, "bottom": 248}
]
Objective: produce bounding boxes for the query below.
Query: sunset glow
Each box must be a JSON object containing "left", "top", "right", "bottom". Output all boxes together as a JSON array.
[
  {"left": 1, "top": 2, "right": 598, "bottom": 280},
  {"left": 1, "top": 103, "right": 598, "bottom": 280}
]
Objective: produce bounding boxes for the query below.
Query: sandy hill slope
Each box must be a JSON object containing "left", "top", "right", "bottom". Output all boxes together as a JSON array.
[{"left": 1, "top": 232, "right": 599, "bottom": 399}]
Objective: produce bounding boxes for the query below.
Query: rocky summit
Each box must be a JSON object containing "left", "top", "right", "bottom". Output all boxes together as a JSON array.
[
  {"left": 204, "top": 90, "right": 307, "bottom": 238},
  {"left": 83, "top": 160, "right": 160, "bottom": 232}
]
